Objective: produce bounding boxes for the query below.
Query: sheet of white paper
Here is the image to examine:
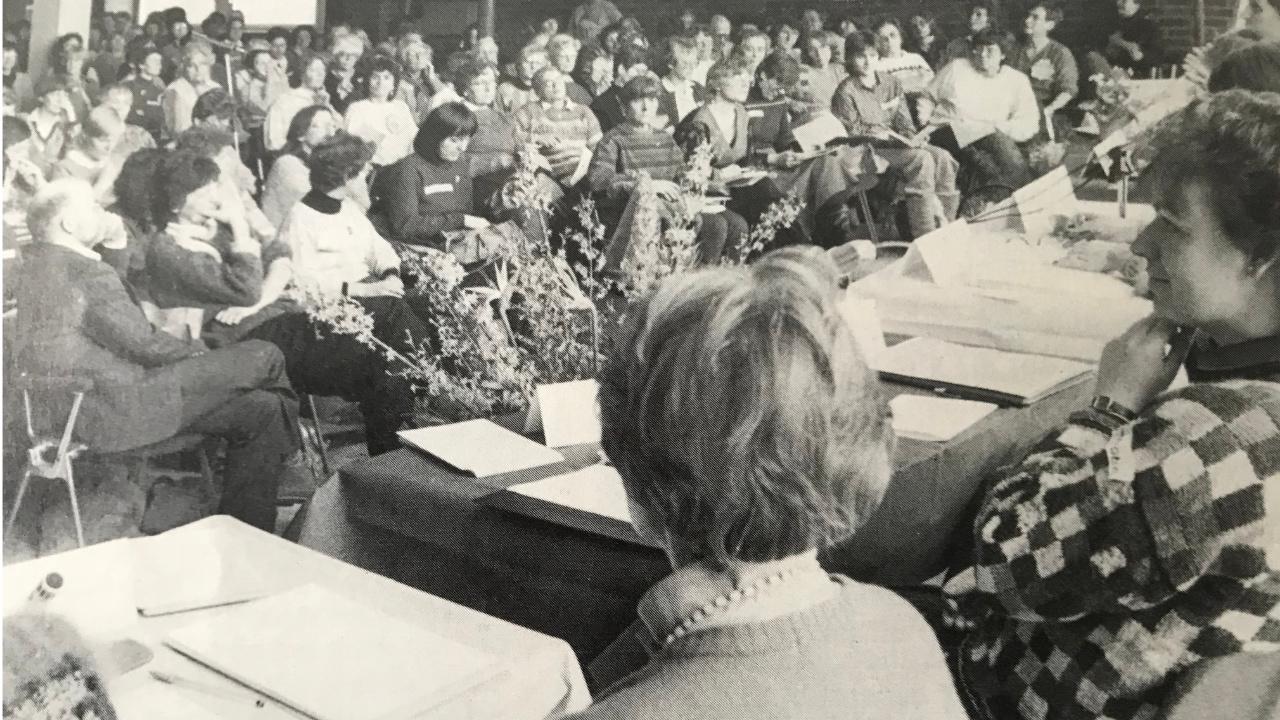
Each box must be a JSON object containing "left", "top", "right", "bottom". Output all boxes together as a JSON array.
[
  {"left": 398, "top": 419, "right": 565, "bottom": 477},
  {"left": 877, "top": 337, "right": 1092, "bottom": 403},
  {"left": 889, "top": 395, "right": 998, "bottom": 442},
  {"left": 133, "top": 521, "right": 300, "bottom": 617},
  {"left": 1014, "top": 166, "right": 1078, "bottom": 240},
  {"left": 166, "top": 584, "right": 496, "bottom": 720},
  {"left": 526, "top": 380, "right": 602, "bottom": 448},
  {"left": 911, "top": 220, "right": 973, "bottom": 286},
  {"left": 509, "top": 464, "right": 632, "bottom": 524},
  {"left": 837, "top": 294, "right": 887, "bottom": 369},
  {"left": 791, "top": 112, "right": 847, "bottom": 152}
]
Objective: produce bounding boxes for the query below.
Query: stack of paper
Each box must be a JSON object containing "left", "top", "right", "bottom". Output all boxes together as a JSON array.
[
  {"left": 889, "top": 395, "right": 998, "bottom": 442},
  {"left": 165, "top": 584, "right": 496, "bottom": 720},
  {"left": 877, "top": 337, "right": 1092, "bottom": 406},
  {"left": 524, "top": 380, "right": 602, "bottom": 448},
  {"left": 398, "top": 419, "right": 565, "bottom": 477}
]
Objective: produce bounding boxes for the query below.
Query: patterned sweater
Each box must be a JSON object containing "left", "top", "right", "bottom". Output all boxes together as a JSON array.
[
  {"left": 587, "top": 122, "right": 686, "bottom": 199},
  {"left": 947, "top": 338, "right": 1280, "bottom": 720}
]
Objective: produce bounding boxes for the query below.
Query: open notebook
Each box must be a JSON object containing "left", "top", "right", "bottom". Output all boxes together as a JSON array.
[
  {"left": 165, "top": 584, "right": 496, "bottom": 720},
  {"left": 877, "top": 337, "right": 1092, "bottom": 406},
  {"left": 398, "top": 419, "right": 565, "bottom": 477}
]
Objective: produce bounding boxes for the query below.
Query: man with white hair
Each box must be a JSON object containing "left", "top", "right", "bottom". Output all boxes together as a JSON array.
[
  {"left": 326, "top": 34, "right": 366, "bottom": 115},
  {"left": 13, "top": 179, "right": 301, "bottom": 532}
]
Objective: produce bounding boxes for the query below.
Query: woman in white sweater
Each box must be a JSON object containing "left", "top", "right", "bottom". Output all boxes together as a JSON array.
[{"left": 344, "top": 55, "right": 418, "bottom": 168}]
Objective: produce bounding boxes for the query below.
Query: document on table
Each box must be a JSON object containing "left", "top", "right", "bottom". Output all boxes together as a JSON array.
[
  {"left": 508, "top": 464, "right": 632, "bottom": 524},
  {"left": 523, "top": 379, "right": 602, "bottom": 447},
  {"left": 134, "top": 521, "right": 300, "bottom": 616},
  {"left": 165, "top": 584, "right": 496, "bottom": 720},
  {"left": 876, "top": 337, "right": 1092, "bottom": 406},
  {"left": 398, "top": 419, "right": 565, "bottom": 477},
  {"left": 889, "top": 394, "right": 998, "bottom": 442}
]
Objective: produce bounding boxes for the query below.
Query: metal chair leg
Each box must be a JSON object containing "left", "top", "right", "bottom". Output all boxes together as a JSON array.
[
  {"left": 5, "top": 467, "right": 34, "bottom": 543},
  {"left": 856, "top": 191, "right": 880, "bottom": 244},
  {"left": 63, "top": 460, "right": 85, "bottom": 548},
  {"left": 306, "top": 395, "right": 332, "bottom": 478}
]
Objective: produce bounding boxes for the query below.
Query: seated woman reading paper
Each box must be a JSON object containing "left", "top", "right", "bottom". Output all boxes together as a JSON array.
[
  {"left": 944, "top": 90, "right": 1280, "bottom": 720},
  {"left": 572, "top": 247, "right": 967, "bottom": 720}
]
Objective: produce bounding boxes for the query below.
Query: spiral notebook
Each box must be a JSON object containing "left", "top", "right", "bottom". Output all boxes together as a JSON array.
[{"left": 165, "top": 584, "right": 496, "bottom": 720}]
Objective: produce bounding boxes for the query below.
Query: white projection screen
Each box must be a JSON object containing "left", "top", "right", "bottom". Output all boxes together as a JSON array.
[{"left": 134, "top": 0, "right": 321, "bottom": 28}]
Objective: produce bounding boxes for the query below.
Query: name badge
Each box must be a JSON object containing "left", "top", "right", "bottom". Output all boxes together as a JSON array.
[
  {"left": 747, "top": 109, "right": 765, "bottom": 118},
  {"left": 423, "top": 183, "right": 454, "bottom": 195}
]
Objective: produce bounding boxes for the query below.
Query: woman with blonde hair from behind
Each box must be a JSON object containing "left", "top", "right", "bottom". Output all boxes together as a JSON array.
[{"left": 572, "top": 247, "right": 967, "bottom": 720}]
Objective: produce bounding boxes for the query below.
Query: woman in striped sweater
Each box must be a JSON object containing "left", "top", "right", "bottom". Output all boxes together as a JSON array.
[{"left": 588, "top": 75, "right": 746, "bottom": 268}]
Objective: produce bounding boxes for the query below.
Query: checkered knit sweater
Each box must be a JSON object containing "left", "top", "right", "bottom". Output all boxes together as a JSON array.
[{"left": 948, "top": 372, "right": 1280, "bottom": 720}]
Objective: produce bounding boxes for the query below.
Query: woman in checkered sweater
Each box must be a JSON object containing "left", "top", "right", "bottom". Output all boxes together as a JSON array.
[{"left": 947, "top": 91, "right": 1280, "bottom": 720}]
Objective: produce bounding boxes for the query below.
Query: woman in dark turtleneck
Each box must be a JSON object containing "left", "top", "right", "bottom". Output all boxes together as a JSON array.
[{"left": 370, "top": 102, "right": 498, "bottom": 267}]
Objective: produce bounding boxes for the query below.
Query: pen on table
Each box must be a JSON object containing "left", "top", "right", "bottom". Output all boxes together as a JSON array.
[
  {"left": 29, "top": 572, "right": 63, "bottom": 602},
  {"left": 150, "top": 670, "right": 266, "bottom": 708}
]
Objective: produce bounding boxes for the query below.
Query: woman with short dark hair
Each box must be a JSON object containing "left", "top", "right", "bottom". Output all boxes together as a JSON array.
[
  {"left": 945, "top": 90, "right": 1280, "bottom": 720},
  {"left": 261, "top": 105, "right": 338, "bottom": 226},
  {"left": 344, "top": 55, "right": 417, "bottom": 166},
  {"left": 370, "top": 102, "right": 496, "bottom": 264},
  {"left": 572, "top": 247, "right": 966, "bottom": 720}
]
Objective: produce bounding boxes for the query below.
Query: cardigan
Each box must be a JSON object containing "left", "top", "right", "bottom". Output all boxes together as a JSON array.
[
  {"left": 947, "top": 335, "right": 1280, "bottom": 720},
  {"left": 678, "top": 103, "right": 748, "bottom": 168},
  {"left": 466, "top": 104, "right": 518, "bottom": 179},
  {"left": 569, "top": 576, "right": 967, "bottom": 720},
  {"left": 369, "top": 152, "right": 472, "bottom": 247}
]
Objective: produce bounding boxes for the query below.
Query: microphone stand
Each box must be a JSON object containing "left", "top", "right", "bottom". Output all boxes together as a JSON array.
[{"left": 190, "top": 30, "right": 243, "bottom": 156}]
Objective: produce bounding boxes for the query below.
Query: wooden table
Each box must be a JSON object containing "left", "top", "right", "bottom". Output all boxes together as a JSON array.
[
  {"left": 317, "top": 377, "right": 1093, "bottom": 668},
  {"left": 2, "top": 516, "right": 590, "bottom": 720}
]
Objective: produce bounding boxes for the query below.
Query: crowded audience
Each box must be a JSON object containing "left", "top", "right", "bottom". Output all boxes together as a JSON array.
[{"left": 3, "top": 3, "right": 1279, "bottom": 719}]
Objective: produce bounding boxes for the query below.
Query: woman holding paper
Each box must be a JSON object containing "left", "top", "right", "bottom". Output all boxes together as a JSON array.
[
  {"left": 575, "top": 247, "right": 967, "bottom": 720},
  {"left": 943, "top": 90, "right": 1280, "bottom": 720}
]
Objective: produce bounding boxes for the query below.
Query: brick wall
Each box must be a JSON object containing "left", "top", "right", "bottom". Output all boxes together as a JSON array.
[{"left": 489, "top": 0, "right": 1240, "bottom": 64}]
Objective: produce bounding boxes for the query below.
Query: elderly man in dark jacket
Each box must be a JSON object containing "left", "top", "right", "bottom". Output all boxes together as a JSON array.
[{"left": 13, "top": 179, "right": 299, "bottom": 530}]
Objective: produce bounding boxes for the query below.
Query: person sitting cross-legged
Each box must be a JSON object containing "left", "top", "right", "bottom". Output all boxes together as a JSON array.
[
  {"left": 14, "top": 179, "right": 299, "bottom": 531},
  {"left": 831, "top": 31, "right": 959, "bottom": 239},
  {"left": 919, "top": 28, "right": 1039, "bottom": 191},
  {"left": 570, "top": 246, "right": 968, "bottom": 720}
]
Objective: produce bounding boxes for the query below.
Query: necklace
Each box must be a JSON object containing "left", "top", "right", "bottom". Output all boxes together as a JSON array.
[{"left": 663, "top": 564, "right": 809, "bottom": 646}]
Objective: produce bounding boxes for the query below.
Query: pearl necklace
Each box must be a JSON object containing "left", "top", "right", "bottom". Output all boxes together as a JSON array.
[{"left": 663, "top": 565, "right": 803, "bottom": 646}]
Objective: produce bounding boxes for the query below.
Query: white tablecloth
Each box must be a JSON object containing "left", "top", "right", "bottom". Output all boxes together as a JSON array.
[{"left": 3, "top": 516, "right": 590, "bottom": 720}]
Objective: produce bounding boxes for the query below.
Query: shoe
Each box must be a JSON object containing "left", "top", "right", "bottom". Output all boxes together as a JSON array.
[{"left": 276, "top": 451, "right": 320, "bottom": 505}]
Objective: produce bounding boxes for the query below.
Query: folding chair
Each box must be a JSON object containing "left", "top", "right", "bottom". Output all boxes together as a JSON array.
[{"left": 5, "top": 374, "right": 214, "bottom": 547}]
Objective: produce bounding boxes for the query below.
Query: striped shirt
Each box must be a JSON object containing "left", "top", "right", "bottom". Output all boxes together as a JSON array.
[{"left": 588, "top": 122, "right": 687, "bottom": 197}]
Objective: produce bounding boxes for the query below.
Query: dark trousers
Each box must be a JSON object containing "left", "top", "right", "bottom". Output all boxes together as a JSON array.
[
  {"left": 695, "top": 209, "right": 749, "bottom": 265},
  {"left": 244, "top": 297, "right": 430, "bottom": 456},
  {"left": 931, "top": 126, "right": 1032, "bottom": 192},
  {"left": 173, "top": 340, "right": 300, "bottom": 531}
]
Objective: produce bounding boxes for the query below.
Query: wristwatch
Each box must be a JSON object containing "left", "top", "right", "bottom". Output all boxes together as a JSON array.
[{"left": 1090, "top": 395, "right": 1137, "bottom": 424}]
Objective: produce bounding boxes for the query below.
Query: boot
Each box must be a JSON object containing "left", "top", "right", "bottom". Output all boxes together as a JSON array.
[{"left": 904, "top": 195, "right": 940, "bottom": 241}]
